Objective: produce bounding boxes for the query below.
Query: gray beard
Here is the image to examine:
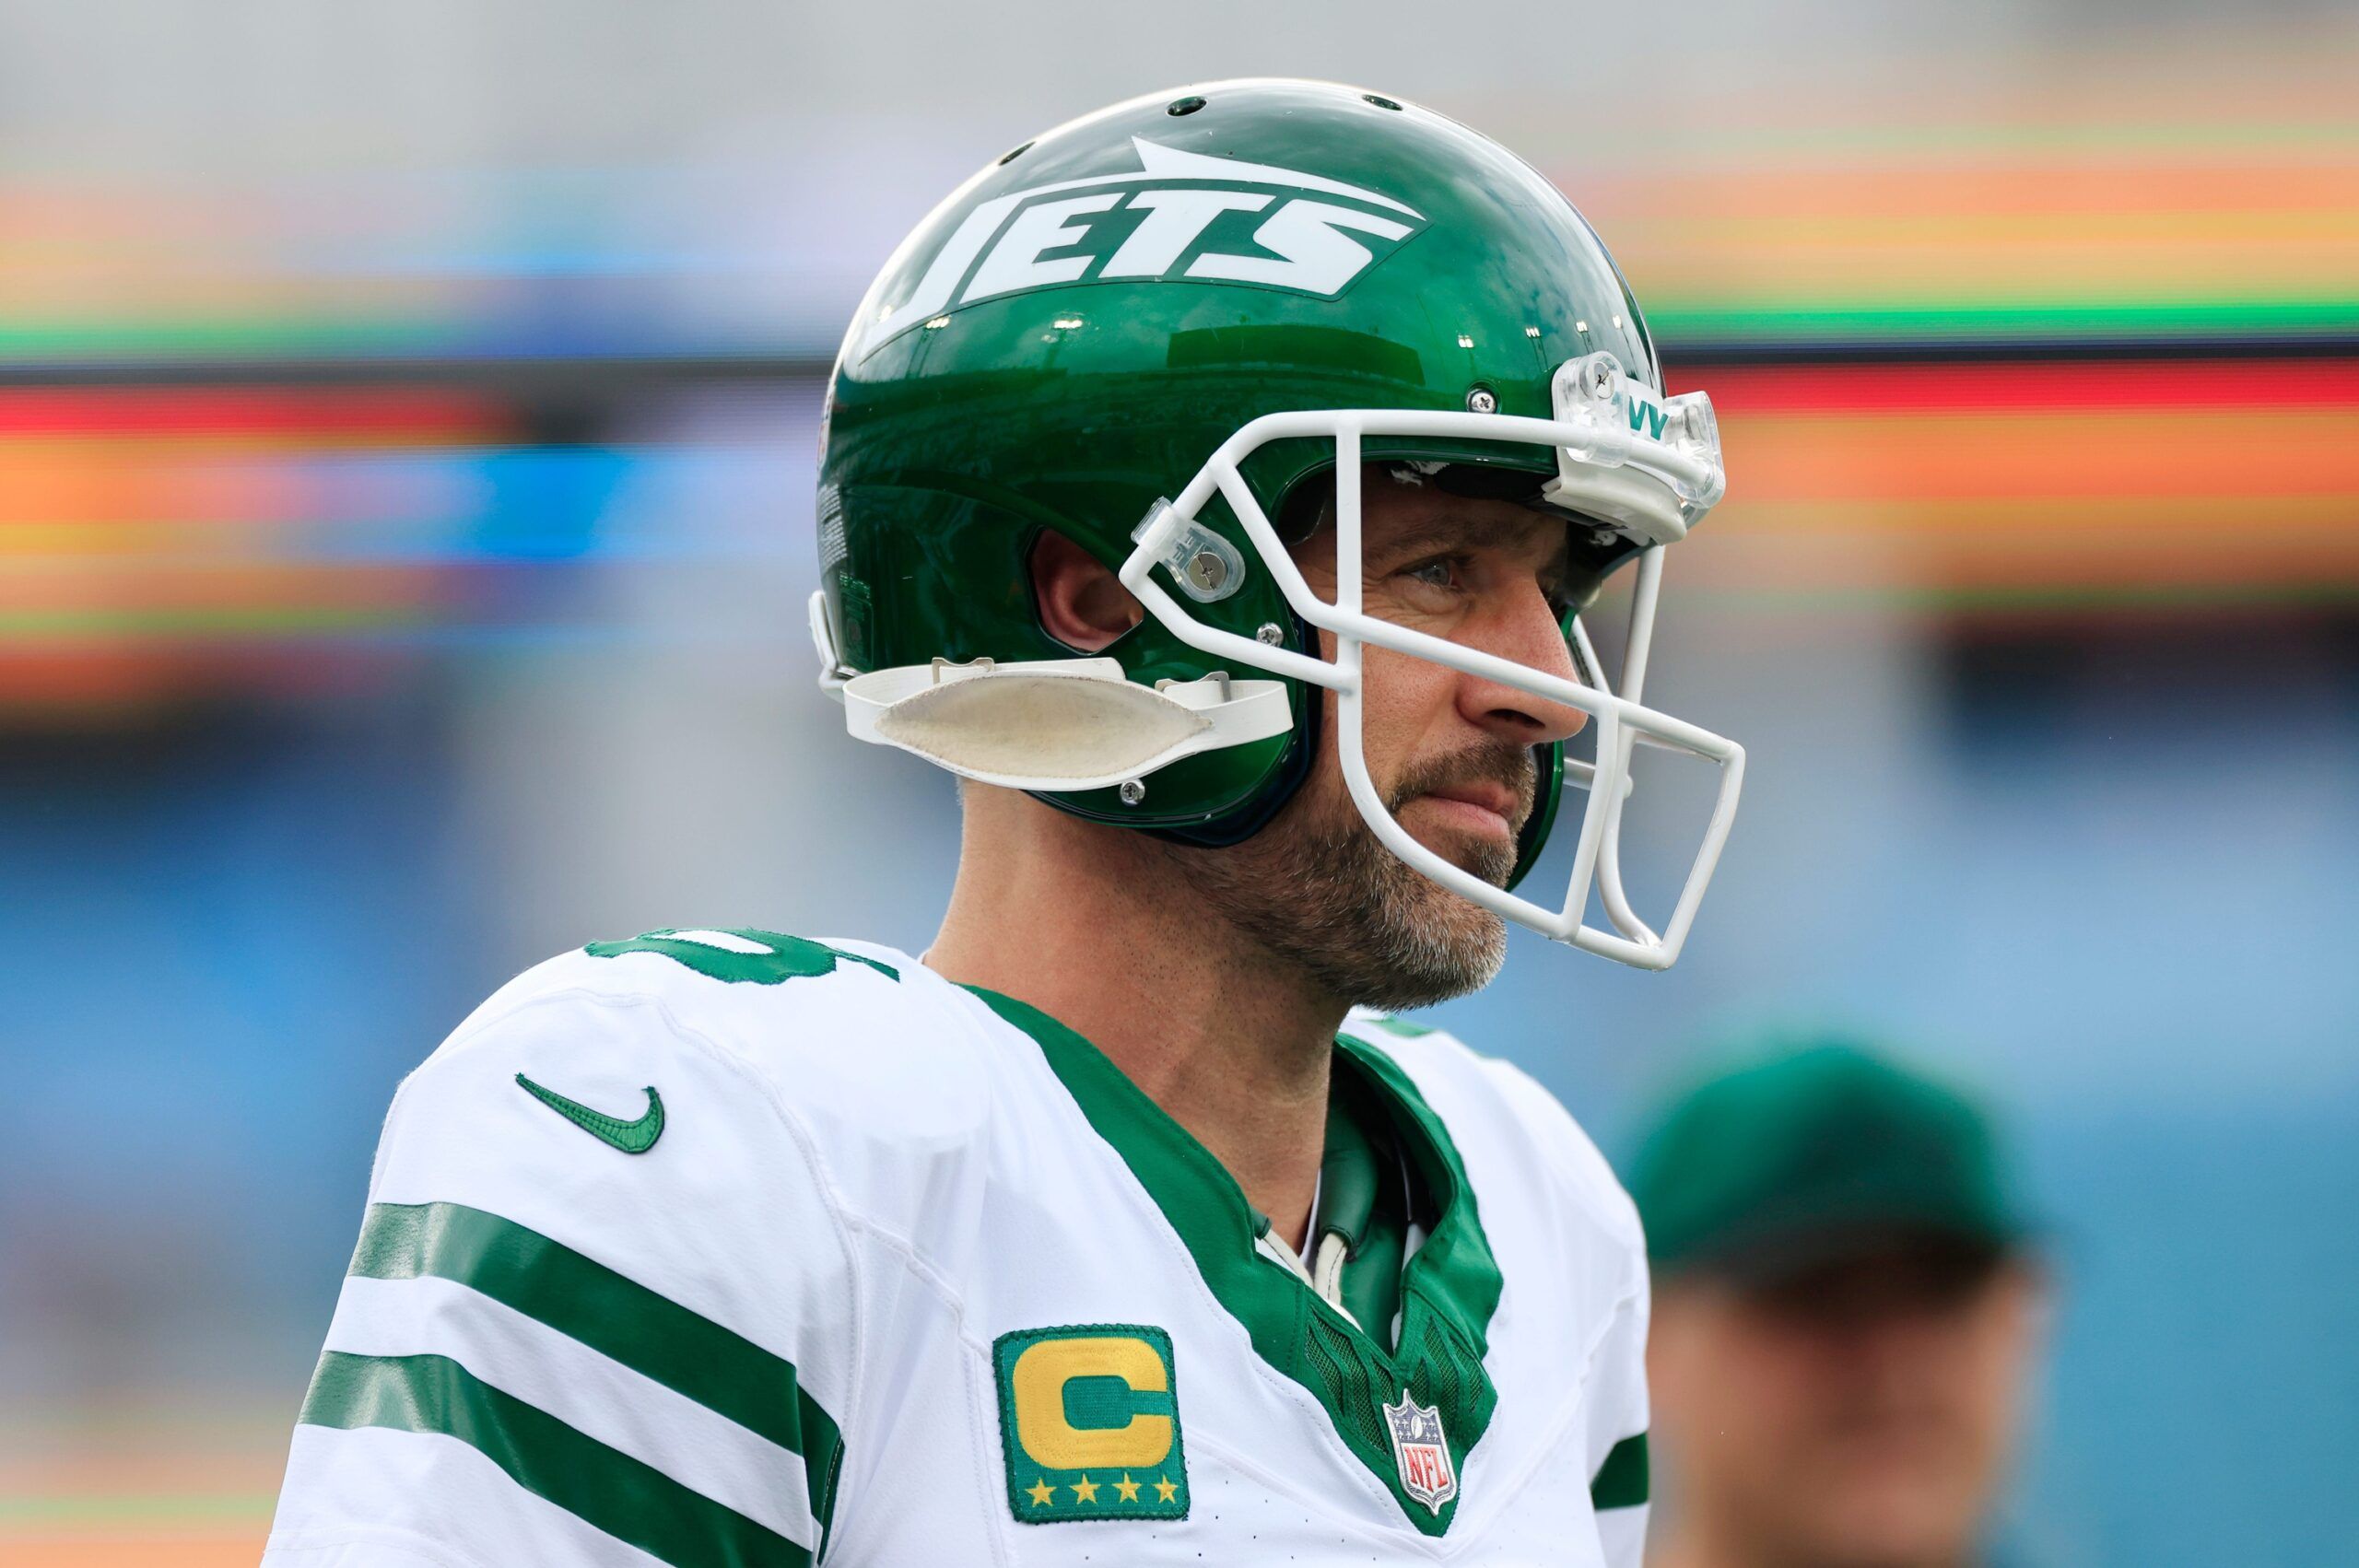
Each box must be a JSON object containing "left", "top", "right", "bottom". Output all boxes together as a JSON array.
[{"left": 1159, "top": 755, "right": 1529, "bottom": 1012}]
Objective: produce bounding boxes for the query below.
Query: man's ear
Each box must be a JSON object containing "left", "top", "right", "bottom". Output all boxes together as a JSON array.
[{"left": 1029, "top": 530, "right": 1144, "bottom": 653}]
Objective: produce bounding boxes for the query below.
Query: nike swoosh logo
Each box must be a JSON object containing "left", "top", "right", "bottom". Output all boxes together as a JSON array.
[{"left": 515, "top": 1073, "right": 664, "bottom": 1154}]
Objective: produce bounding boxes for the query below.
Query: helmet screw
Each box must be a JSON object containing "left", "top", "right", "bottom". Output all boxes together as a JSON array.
[
  {"left": 1255, "top": 621, "right": 1285, "bottom": 646},
  {"left": 1119, "top": 779, "right": 1147, "bottom": 805},
  {"left": 1466, "top": 387, "right": 1498, "bottom": 414},
  {"left": 1584, "top": 357, "right": 1618, "bottom": 400},
  {"left": 1184, "top": 550, "right": 1229, "bottom": 593}
]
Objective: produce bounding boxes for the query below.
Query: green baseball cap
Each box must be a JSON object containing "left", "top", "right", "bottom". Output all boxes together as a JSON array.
[{"left": 1627, "top": 1040, "right": 2032, "bottom": 1281}]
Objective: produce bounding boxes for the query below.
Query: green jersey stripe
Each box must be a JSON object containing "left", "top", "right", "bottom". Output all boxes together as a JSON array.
[
  {"left": 300, "top": 1350, "right": 809, "bottom": 1568},
  {"left": 349, "top": 1200, "right": 843, "bottom": 1542},
  {"left": 1590, "top": 1432, "right": 1649, "bottom": 1511}
]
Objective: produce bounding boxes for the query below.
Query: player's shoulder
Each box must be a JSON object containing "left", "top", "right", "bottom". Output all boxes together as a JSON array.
[
  {"left": 1344, "top": 1011, "right": 1645, "bottom": 1259},
  {"left": 420, "top": 927, "right": 1004, "bottom": 1222},
  {"left": 459, "top": 925, "right": 917, "bottom": 1025},
  {"left": 332, "top": 931, "right": 892, "bottom": 1552},
  {"left": 451, "top": 926, "right": 974, "bottom": 1093}
]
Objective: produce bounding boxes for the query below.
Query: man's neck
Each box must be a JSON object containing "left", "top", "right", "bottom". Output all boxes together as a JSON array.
[{"left": 924, "top": 786, "right": 1344, "bottom": 1251}]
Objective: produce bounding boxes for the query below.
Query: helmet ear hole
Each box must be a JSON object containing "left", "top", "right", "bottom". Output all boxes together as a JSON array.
[{"left": 1027, "top": 528, "right": 1144, "bottom": 655}]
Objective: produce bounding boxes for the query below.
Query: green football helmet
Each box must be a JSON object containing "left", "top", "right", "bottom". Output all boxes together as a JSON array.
[{"left": 814, "top": 78, "right": 1743, "bottom": 968}]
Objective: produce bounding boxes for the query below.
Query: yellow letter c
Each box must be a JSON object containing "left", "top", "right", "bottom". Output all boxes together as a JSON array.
[{"left": 1009, "top": 1336, "right": 1173, "bottom": 1470}]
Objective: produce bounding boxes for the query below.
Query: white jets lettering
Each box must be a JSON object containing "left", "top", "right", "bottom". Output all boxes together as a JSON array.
[
  {"left": 855, "top": 138, "right": 1427, "bottom": 357},
  {"left": 1186, "top": 199, "right": 1415, "bottom": 295},
  {"left": 1101, "top": 188, "right": 1272, "bottom": 278},
  {"left": 962, "top": 193, "right": 1122, "bottom": 302}
]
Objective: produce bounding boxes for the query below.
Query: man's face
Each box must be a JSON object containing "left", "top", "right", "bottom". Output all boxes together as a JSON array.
[
  {"left": 1158, "top": 465, "right": 1590, "bottom": 1010},
  {"left": 1649, "top": 1242, "right": 2046, "bottom": 1568}
]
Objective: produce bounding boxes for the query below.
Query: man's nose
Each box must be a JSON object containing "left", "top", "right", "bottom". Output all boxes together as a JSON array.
[{"left": 1456, "top": 586, "right": 1590, "bottom": 745}]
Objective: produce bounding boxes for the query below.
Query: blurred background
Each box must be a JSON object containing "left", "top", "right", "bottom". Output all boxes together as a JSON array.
[{"left": 3, "top": 2, "right": 2354, "bottom": 1563}]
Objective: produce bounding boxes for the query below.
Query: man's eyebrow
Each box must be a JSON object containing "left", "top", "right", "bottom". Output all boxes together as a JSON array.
[
  {"left": 1365, "top": 521, "right": 1471, "bottom": 558},
  {"left": 1366, "top": 512, "right": 1567, "bottom": 562}
]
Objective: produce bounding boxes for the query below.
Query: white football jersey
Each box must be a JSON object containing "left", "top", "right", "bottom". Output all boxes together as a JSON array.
[{"left": 264, "top": 928, "right": 1651, "bottom": 1567}]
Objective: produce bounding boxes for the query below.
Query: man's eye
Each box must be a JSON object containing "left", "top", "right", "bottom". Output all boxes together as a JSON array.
[{"left": 1402, "top": 557, "right": 1461, "bottom": 591}]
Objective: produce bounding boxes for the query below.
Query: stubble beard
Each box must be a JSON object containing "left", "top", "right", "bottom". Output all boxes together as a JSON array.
[{"left": 1160, "top": 747, "right": 1534, "bottom": 1012}]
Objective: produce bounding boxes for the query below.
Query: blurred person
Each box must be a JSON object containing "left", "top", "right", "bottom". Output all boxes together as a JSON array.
[
  {"left": 263, "top": 79, "right": 1743, "bottom": 1566},
  {"left": 1630, "top": 1043, "right": 2046, "bottom": 1568}
]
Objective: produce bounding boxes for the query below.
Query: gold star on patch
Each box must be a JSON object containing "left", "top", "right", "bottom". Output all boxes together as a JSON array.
[
  {"left": 1025, "top": 1479, "right": 1055, "bottom": 1508},
  {"left": 1155, "top": 1474, "right": 1180, "bottom": 1504},
  {"left": 1071, "top": 1475, "right": 1099, "bottom": 1504},
  {"left": 1113, "top": 1472, "right": 1142, "bottom": 1503}
]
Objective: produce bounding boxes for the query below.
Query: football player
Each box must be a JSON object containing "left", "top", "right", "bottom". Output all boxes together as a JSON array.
[{"left": 264, "top": 78, "right": 1743, "bottom": 1566}]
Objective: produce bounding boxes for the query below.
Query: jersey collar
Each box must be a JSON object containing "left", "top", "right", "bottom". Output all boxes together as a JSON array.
[{"left": 962, "top": 984, "right": 1500, "bottom": 1536}]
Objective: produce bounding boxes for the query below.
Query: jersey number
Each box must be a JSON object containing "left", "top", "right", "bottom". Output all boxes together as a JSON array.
[{"left": 584, "top": 928, "right": 900, "bottom": 986}]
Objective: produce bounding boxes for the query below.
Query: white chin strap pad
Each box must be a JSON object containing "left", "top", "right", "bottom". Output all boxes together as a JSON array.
[{"left": 842, "top": 657, "right": 1292, "bottom": 793}]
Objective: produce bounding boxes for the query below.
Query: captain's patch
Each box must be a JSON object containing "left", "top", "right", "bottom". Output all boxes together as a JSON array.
[{"left": 993, "top": 1324, "right": 1189, "bottom": 1524}]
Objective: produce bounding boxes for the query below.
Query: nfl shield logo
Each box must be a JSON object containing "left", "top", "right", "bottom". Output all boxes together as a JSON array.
[{"left": 1381, "top": 1390, "right": 1458, "bottom": 1515}]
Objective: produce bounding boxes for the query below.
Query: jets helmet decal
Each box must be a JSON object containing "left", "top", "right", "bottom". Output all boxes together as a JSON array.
[{"left": 851, "top": 135, "right": 1433, "bottom": 358}]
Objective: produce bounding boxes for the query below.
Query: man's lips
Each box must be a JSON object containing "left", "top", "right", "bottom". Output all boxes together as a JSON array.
[{"left": 1407, "top": 782, "right": 1522, "bottom": 842}]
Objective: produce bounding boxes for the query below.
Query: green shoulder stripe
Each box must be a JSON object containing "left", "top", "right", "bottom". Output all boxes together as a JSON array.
[
  {"left": 350, "top": 1201, "right": 842, "bottom": 1540},
  {"left": 586, "top": 928, "right": 899, "bottom": 986},
  {"left": 1590, "top": 1432, "right": 1649, "bottom": 1511},
  {"left": 301, "top": 1351, "right": 808, "bottom": 1568}
]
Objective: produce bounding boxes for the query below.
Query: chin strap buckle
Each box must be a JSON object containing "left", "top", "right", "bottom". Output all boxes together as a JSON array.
[
  {"left": 1544, "top": 353, "right": 1728, "bottom": 544},
  {"left": 1133, "top": 499, "right": 1248, "bottom": 603}
]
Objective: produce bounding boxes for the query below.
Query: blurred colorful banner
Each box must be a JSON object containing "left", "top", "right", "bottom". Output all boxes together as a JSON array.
[
  {"left": 14, "top": 93, "right": 2359, "bottom": 717},
  {"left": 5, "top": 97, "right": 2355, "bottom": 716}
]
